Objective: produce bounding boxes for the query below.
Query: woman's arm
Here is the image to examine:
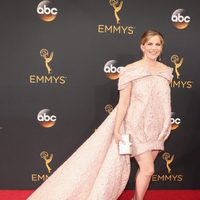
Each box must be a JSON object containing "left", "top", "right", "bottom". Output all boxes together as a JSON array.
[{"left": 114, "top": 82, "right": 132, "bottom": 144}]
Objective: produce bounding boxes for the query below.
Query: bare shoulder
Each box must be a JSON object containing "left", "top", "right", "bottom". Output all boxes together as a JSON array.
[
  {"left": 158, "top": 62, "right": 174, "bottom": 74},
  {"left": 124, "top": 61, "right": 141, "bottom": 70},
  {"left": 158, "top": 62, "right": 170, "bottom": 70}
]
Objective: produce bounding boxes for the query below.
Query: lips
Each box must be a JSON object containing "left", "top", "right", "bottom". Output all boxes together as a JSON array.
[
  {"left": 148, "top": 51, "right": 159, "bottom": 56},
  {"left": 149, "top": 50, "right": 158, "bottom": 54}
]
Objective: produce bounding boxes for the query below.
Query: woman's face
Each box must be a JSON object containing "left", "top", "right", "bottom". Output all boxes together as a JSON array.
[{"left": 140, "top": 35, "right": 163, "bottom": 61}]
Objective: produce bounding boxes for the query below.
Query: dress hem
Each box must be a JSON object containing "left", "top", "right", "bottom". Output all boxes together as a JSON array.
[{"left": 131, "top": 140, "right": 164, "bottom": 157}]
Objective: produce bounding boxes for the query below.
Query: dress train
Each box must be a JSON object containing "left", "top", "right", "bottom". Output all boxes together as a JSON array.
[{"left": 28, "top": 106, "right": 131, "bottom": 200}]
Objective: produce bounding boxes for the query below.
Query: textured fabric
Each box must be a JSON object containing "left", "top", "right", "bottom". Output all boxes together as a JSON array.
[
  {"left": 27, "top": 108, "right": 131, "bottom": 200},
  {"left": 27, "top": 64, "right": 173, "bottom": 200},
  {"left": 118, "top": 64, "right": 173, "bottom": 156}
]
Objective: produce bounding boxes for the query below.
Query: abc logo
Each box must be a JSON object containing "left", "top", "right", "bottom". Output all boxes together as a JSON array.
[
  {"left": 104, "top": 60, "right": 122, "bottom": 80},
  {"left": 171, "top": 9, "right": 190, "bottom": 29},
  {"left": 37, "top": 0, "right": 58, "bottom": 22},
  {"left": 104, "top": 64, "right": 121, "bottom": 73},
  {"left": 37, "top": 5, "right": 58, "bottom": 15},
  {"left": 38, "top": 113, "right": 56, "bottom": 122},
  {"left": 171, "top": 13, "right": 190, "bottom": 23},
  {"left": 171, "top": 118, "right": 181, "bottom": 124},
  {"left": 37, "top": 109, "right": 57, "bottom": 128},
  {"left": 171, "top": 117, "right": 181, "bottom": 130}
]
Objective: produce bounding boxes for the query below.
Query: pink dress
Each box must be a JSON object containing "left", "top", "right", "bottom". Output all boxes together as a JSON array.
[
  {"left": 27, "top": 64, "right": 173, "bottom": 200},
  {"left": 118, "top": 65, "right": 173, "bottom": 156}
]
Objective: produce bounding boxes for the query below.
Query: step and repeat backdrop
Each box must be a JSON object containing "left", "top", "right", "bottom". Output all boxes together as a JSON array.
[{"left": 0, "top": 0, "right": 200, "bottom": 190}]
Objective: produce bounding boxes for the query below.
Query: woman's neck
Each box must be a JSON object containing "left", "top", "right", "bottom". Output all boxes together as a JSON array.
[{"left": 141, "top": 57, "right": 157, "bottom": 67}]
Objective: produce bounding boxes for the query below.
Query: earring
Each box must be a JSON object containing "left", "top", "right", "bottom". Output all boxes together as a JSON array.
[{"left": 158, "top": 54, "right": 162, "bottom": 62}]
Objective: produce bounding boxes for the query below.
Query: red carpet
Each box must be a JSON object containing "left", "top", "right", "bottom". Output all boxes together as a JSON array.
[
  {"left": 118, "top": 190, "right": 200, "bottom": 200},
  {"left": 0, "top": 190, "right": 200, "bottom": 200}
]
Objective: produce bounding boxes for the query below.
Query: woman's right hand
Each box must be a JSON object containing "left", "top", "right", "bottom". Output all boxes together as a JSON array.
[{"left": 114, "top": 131, "right": 122, "bottom": 144}]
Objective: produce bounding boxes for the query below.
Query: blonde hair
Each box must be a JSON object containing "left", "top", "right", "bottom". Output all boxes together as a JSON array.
[{"left": 140, "top": 30, "right": 164, "bottom": 46}]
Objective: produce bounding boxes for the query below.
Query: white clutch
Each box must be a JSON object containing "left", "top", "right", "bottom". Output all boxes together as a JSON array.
[{"left": 118, "top": 134, "right": 132, "bottom": 155}]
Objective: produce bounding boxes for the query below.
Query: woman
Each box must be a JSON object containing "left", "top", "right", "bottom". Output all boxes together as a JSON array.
[
  {"left": 28, "top": 30, "right": 173, "bottom": 200},
  {"left": 114, "top": 30, "right": 173, "bottom": 200}
]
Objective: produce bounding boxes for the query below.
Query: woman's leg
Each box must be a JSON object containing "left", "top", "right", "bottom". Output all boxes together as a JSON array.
[
  {"left": 133, "top": 150, "right": 159, "bottom": 200},
  {"left": 152, "top": 150, "right": 159, "bottom": 161}
]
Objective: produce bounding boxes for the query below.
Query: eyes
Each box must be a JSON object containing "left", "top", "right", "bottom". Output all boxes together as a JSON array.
[{"left": 146, "top": 42, "right": 161, "bottom": 46}]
